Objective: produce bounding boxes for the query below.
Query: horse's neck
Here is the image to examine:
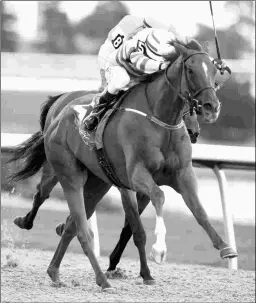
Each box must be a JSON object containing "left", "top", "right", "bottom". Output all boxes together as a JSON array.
[{"left": 147, "top": 61, "right": 185, "bottom": 126}]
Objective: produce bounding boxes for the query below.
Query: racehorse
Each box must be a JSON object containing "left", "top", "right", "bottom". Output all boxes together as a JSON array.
[{"left": 8, "top": 38, "right": 237, "bottom": 291}]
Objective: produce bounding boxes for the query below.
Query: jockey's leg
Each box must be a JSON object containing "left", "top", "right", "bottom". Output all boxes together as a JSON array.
[
  {"left": 98, "top": 68, "right": 107, "bottom": 92},
  {"left": 84, "top": 66, "right": 130, "bottom": 131}
]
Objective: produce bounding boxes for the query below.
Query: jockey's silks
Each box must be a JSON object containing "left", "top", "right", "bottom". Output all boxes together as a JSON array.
[
  {"left": 114, "top": 28, "right": 165, "bottom": 79},
  {"left": 98, "top": 15, "right": 144, "bottom": 69}
]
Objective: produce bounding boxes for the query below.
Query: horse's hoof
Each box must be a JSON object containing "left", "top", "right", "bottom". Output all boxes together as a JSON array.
[
  {"left": 101, "top": 281, "right": 114, "bottom": 292},
  {"left": 149, "top": 249, "right": 166, "bottom": 264},
  {"left": 13, "top": 216, "right": 33, "bottom": 230},
  {"left": 220, "top": 247, "right": 238, "bottom": 259},
  {"left": 101, "top": 287, "right": 115, "bottom": 293},
  {"left": 143, "top": 279, "right": 156, "bottom": 285},
  {"left": 47, "top": 266, "right": 60, "bottom": 282},
  {"left": 56, "top": 223, "right": 65, "bottom": 237}
]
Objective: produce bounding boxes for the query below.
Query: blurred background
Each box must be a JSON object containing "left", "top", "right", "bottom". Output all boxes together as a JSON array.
[{"left": 1, "top": 1, "right": 255, "bottom": 271}]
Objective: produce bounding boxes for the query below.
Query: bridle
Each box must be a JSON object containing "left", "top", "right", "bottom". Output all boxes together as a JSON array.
[
  {"left": 164, "top": 51, "right": 227, "bottom": 116},
  {"left": 117, "top": 50, "right": 231, "bottom": 131}
]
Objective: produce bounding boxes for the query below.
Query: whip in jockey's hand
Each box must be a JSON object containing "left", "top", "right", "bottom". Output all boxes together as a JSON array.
[{"left": 212, "top": 58, "right": 228, "bottom": 74}]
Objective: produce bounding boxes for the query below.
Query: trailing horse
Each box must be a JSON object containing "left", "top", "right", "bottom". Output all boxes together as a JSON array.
[{"left": 8, "top": 39, "right": 237, "bottom": 291}]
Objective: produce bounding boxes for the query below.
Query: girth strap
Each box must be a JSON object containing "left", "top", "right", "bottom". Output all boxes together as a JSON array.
[{"left": 95, "top": 148, "right": 129, "bottom": 189}]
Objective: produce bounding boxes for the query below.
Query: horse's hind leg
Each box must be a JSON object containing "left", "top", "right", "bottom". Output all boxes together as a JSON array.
[
  {"left": 119, "top": 188, "right": 155, "bottom": 285},
  {"left": 14, "top": 162, "right": 58, "bottom": 230},
  {"left": 107, "top": 193, "right": 150, "bottom": 272}
]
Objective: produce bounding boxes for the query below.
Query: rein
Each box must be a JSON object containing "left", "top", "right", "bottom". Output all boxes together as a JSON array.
[{"left": 118, "top": 107, "right": 184, "bottom": 130}]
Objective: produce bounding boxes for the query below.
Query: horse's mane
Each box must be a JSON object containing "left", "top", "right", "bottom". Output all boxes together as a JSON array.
[
  {"left": 164, "top": 37, "right": 203, "bottom": 61},
  {"left": 141, "top": 38, "right": 203, "bottom": 83}
]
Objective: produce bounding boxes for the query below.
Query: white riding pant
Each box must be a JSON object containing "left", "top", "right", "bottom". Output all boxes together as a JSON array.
[
  {"left": 104, "top": 64, "right": 131, "bottom": 94},
  {"left": 98, "top": 41, "right": 139, "bottom": 94}
]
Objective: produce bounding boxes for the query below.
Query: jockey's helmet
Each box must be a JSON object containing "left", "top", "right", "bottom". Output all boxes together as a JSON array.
[
  {"left": 145, "top": 29, "right": 176, "bottom": 61},
  {"left": 143, "top": 16, "right": 169, "bottom": 30}
]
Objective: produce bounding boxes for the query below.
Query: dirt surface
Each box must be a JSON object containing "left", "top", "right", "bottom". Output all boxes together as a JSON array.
[{"left": 1, "top": 247, "right": 255, "bottom": 302}]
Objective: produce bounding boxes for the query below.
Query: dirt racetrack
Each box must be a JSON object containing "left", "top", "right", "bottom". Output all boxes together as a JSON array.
[{"left": 1, "top": 247, "right": 255, "bottom": 303}]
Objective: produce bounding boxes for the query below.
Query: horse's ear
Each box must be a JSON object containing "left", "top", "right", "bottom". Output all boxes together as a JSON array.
[
  {"left": 172, "top": 41, "right": 188, "bottom": 56},
  {"left": 203, "top": 41, "right": 209, "bottom": 53}
]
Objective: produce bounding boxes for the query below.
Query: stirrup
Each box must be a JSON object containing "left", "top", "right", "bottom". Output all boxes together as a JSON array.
[{"left": 83, "top": 115, "right": 99, "bottom": 131}]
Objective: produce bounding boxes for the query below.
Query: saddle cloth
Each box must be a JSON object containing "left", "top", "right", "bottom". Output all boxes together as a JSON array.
[{"left": 72, "top": 90, "right": 127, "bottom": 150}]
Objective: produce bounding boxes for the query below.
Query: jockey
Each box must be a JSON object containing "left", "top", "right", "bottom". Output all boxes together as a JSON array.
[
  {"left": 84, "top": 16, "right": 228, "bottom": 131},
  {"left": 84, "top": 26, "right": 174, "bottom": 130},
  {"left": 98, "top": 15, "right": 170, "bottom": 90}
]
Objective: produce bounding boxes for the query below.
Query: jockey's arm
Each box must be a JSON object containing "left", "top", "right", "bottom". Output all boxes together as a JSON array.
[{"left": 130, "top": 49, "right": 166, "bottom": 74}]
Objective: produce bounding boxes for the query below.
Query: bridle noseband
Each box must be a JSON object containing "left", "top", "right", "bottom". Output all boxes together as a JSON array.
[{"left": 164, "top": 51, "right": 221, "bottom": 116}]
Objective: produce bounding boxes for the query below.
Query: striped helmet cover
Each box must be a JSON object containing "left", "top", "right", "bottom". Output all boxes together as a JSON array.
[{"left": 145, "top": 29, "right": 176, "bottom": 61}]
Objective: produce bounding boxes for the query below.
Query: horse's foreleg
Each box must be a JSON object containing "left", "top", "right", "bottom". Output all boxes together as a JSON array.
[
  {"left": 61, "top": 184, "right": 111, "bottom": 290},
  {"left": 128, "top": 162, "right": 167, "bottom": 265},
  {"left": 56, "top": 174, "right": 111, "bottom": 259},
  {"left": 119, "top": 189, "right": 155, "bottom": 285},
  {"left": 107, "top": 193, "right": 150, "bottom": 271},
  {"left": 175, "top": 164, "right": 238, "bottom": 259},
  {"left": 49, "top": 174, "right": 111, "bottom": 286},
  {"left": 48, "top": 145, "right": 112, "bottom": 291},
  {"left": 14, "top": 162, "right": 58, "bottom": 230}
]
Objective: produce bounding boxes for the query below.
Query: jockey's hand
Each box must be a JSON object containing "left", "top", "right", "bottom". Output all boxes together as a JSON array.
[
  {"left": 159, "top": 61, "right": 169, "bottom": 70},
  {"left": 212, "top": 58, "right": 228, "bottom": 75}
]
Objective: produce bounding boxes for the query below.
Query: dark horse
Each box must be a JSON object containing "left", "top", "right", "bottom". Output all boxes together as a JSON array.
[{"left": 8, "top": 39, "right": 237, "bottom": 291}]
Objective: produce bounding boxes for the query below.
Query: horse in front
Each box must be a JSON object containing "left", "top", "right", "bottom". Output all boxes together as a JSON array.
[{"left": 8, "top": 39, "right": 237, "bottom": 291}]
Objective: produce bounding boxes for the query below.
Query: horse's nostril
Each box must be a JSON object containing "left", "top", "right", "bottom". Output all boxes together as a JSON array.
[{"left": 203, "top": 103, "right": 213, "bottom": 111}]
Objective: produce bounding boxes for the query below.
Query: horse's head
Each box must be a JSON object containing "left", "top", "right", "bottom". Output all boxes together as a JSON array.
[{"left": 165, "top": 39, "right": 221, "bottom": 123}]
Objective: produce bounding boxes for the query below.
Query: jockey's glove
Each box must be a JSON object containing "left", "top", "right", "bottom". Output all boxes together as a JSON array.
[
  {"left": 212, "top": 58, "right": 228, "bottom": 75},
  {"left": 159, "top": 61, "right": 169, "bottom": 70}
]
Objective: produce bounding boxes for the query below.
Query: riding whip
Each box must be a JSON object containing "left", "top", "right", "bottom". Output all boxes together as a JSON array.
[
  {"left": 209, "top": 1, "right": 232, "bottom": 78},
  {"left": 209, "top": 1, "right": 222, "bottom": 60}
]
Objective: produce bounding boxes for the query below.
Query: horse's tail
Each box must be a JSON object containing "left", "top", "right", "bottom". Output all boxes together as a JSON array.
[
  {"left": 7, "top": 94, "right": 63, "bottom": 182},
  {"left": 40, "top": 94, "right": 63, "bottom": 131},
  {"left": 7, "top": 131, "right": 45, "bottom": 182}
]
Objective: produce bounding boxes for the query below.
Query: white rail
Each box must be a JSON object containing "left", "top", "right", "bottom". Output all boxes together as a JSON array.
[{"left": 1, "top": 134, "right": 255, "bottom": 269}]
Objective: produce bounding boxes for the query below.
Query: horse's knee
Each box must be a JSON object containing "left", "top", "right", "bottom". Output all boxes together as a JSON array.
[
  {"left": 133, "top": 227, "right": 147, "bottom": 247},
  {"left": 151, "top": 186, "right": 165, "bottom": 209}
]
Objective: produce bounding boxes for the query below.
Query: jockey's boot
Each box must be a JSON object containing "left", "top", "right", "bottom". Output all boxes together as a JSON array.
[{"left": 83, "top": 91, "right": 116, "bottom": 131}]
